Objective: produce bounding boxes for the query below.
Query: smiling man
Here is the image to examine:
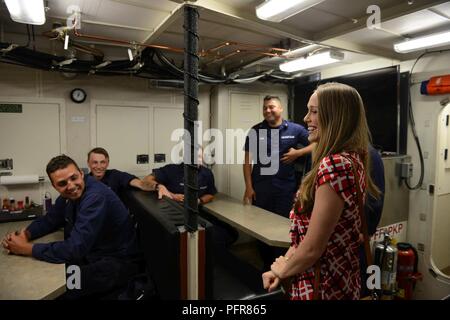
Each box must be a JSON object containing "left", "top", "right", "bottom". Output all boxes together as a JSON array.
[
  {"left": 2, "top": 154, "right": 139, "bottom": 299},
  {"left": 243, "top": 95, "right": 315, "bottom": 270},
  {"left": 243, "top": 95, "right": 314, "bottom": 217},
  {"left": 87, "top": 147, "right": 152, "bottom": 196}
]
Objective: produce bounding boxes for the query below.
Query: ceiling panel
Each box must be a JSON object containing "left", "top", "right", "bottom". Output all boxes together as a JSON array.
[
  {"left": 273, "top": 0, "right": 399, "bottom": 33},
  {"left": 432, "top": 1, "right": 450, "bottom": 15},
  {"left": 77, "top": 24, "right": 150, "bottom": 43},
  {"left": 313, "top": 0, "right": 397, "bottom": 19},
  {"left": 334, "top": 28, "right": 398, "bottom": 51},
  {"left": 0, "top": 0, "right": 448, "bottom": 77},
  {"left": 95, "top": 1, "right": 168, "bottom": 29},
  {"left": 283, "top": 7, "right": 346, "bottom": 32},
  {"left": 47, "top": 0, "right": 102, "bottom": 19},
  {"left": 381, "top": 8, "right": 450, "bottom": 35},
  {"left": 109, "top": 0, "right": 178, "bottom": 12}
]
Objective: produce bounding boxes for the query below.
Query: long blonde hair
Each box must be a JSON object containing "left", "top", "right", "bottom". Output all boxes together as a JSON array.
[{"left": 296, "top": 82, "right": 380, "bottom": 214}]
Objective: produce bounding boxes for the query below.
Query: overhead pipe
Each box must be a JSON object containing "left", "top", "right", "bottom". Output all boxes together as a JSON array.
[
  {"left": 200, "top": 41, "right": 289, "bottom": 56},
  {"left": 205, "top": 49, "right": 282, "bottom": 65},
  {"left": 43, "top": 16, "right": 290, "bottom": 67},
  {"left": 73, "top": 28, "right": 185, "bottom": 53}
]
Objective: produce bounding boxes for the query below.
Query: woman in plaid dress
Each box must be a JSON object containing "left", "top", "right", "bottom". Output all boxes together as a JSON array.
[{"left": 262, "top": 82, "right": 380, "bottom": 300}]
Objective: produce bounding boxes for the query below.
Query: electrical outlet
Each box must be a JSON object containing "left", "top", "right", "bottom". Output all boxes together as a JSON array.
[
  {"left": 417, "top": 243, "right": 425, "bottom": 252},
  {"left": 419, "top": 213, "right": 427, "bottom": 221},
  {"left": 0, "top": 159, "right": 13, "bottom": 170}
]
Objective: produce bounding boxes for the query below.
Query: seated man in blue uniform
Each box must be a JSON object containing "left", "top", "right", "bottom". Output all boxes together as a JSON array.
[
  {"left": 87, "top": 147, "right": 152, "bottom": 196},
  {"left": 143, "top": 150, "right": 238, "bottom": 247},
  {"left": 143, "top": 150, "right": 217, "bottom": 205},
  {"left": 2, "top": 155, "right": 139, "bottom": 299}
]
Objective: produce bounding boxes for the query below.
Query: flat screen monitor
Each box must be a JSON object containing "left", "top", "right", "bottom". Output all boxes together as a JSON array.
[{"left": 292, "top": 66, "right": 408, "bottom": 154}]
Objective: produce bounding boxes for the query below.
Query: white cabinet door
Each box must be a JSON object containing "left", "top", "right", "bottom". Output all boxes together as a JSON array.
[
  {"left": 96, "top": 104, "right": 150, "bottom": 177},
  {"left": 228, "top": 93, "right": 263, "bottom": 200},
  {"left": 0, "top": 102, "right": 61, "bottom": 175},
  {"left": 153, "top": 107, "right": 183, "bottom": 167}
]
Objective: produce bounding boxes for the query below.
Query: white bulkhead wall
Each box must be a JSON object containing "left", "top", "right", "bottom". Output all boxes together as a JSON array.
[{"left": 0, "top": 63, "right": 211, "bottom": 203}]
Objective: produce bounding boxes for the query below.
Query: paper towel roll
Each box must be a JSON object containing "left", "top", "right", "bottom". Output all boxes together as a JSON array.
[{"left": 0, "top": 175, "right": 40, "bottom": 185}]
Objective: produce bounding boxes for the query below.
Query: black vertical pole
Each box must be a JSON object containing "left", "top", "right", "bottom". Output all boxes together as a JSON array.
[{"left": 183, "top": 5, "right": 199, "bottom": 232}]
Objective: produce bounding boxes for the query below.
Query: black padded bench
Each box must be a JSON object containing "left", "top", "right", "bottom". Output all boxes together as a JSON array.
[{"left": 124, "top": 190, "right": 283, "bottom": 300}]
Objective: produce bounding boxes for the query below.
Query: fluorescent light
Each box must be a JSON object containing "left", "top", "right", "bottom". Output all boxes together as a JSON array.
[
  {"left": 64, "top": 34, "right": 69, "bottom": 50},
  {"left": 283, "top": 44, "right": 321, "bottom": 58},
  {"left": 5, "top": 0, "right": 46, "bottom": 25},
  {"left": 394, "top": 30, "right": 450, "bottom": 53},
  {"left": 256, "top": 0, "right": 325, "bottom": 22},
  {"left": 280, "top": 50, "right": 344, "bottom": 72},
  {"left": 128, "top": 48, "right": 134, "bottom": 61}
]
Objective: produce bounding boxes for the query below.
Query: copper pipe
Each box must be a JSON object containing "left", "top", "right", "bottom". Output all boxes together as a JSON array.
[
  {"left": 73, "top": 28, "right": 184, "bottom": 53},
  {"left": 46, "top": 17, "right": 285, "bottom": 61},
  {"left": 239, "top": 50, "right": 281, "bottom": 57},
  {"left": 42, "top": 30, "right": 104, "bottom": 59},
  {"left": 207, "top": 50, "right": 241, "bottom": 63},
  {"left": 231, "top": 41, "right": 288, "bottom": 52},
  {"left": 200, "top": 42, "right": 231, "bottom": 55}
]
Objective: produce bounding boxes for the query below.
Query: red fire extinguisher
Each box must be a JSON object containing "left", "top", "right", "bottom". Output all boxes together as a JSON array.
[{"left": 396, "top": 242, "right": 423, "bottom": 300}]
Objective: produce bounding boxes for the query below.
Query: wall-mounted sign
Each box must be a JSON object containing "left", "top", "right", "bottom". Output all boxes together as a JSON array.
[{"left": 0, "top": 104, "right": 22, "bottom": 113}]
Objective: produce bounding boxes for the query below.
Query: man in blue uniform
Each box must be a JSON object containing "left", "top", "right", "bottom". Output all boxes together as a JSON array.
[
  {"left": 87, "top": 147, "right": 152, "bottom": 196},
  {"left": 243, "top": 95, "right": 314, "bottom": 270},
  {"left": 360, "top": 145, "right": 385, "bottom": 296},
  {"left": 143, "top": 151, "right": 217, "bottom": 205},
  {"left": 2, "top": 155, "right": 138, "bottom": 299},
  {"left": 366, "top": 145, "right": 385, "bottom": 235},
  {"left": 243, "top": 95, "right": 314, "bottom": 218},
  {"left": 143, "top": 151, "right": 238, "bottom": 247}
]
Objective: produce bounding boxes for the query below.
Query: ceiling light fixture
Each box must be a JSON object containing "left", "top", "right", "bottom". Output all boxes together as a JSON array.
[
  {"left": 394, "top": 30, "right": 450, "bottom": 53},
  {"left": 279, "top": 50, "right": 344, "bottom": 72},
  {"left": 127, "top": 48, "right": 134, "bottom": 61},
  {"left": 256, "top": 0, "right": 326, "bottom": 22},
  {"left": 4, "top": 0, "right": 46, "bottom": 25},
  {"left": 64, "top": 34, "right": 69, "bottom": 50}
]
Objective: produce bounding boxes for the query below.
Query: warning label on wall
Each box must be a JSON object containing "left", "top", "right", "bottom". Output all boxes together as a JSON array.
[{"left": 371, "top": 221, "right": 407, "bottom": 243}]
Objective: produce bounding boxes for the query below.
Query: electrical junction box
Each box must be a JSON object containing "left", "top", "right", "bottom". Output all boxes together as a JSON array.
[{"left": 396, "top": 162, "right": 413, "bottom": 179}]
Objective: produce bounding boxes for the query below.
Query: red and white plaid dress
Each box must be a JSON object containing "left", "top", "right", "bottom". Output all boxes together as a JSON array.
[{"left": 289, "top": 152, "right": 365, "bottom": 300}]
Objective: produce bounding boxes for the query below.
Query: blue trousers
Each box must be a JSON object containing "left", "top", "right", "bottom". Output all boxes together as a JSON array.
[
  {"left": 252, "top": 185, "right": 296, "bottom": 270},
  {"left": 252, "top": 186, "right": 296, "bottom": 218}
]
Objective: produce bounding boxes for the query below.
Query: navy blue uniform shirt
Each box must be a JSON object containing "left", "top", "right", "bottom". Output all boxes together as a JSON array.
[
  {"left": 153, "top": 163, "right": 217, "bottom": 197},
  {"left": 27, "top": 175, "right": 137, "bottom": 264},
  {"left": 244, "top": 119, "right": 309, "bottom": 191},
  {"left": 366, "top": 145, "right": 385, "bottom": 235},
  {"left": 90, "top": 169, "right": 137, "bottom": 195}
]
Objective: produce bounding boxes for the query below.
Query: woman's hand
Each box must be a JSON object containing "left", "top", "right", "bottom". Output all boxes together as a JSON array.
[
  {"left": 271, "top": 255, "right": 288, "bottom": 279},
  {"left": 262, "top": 270, "right": 280, "bottom": 292}
]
